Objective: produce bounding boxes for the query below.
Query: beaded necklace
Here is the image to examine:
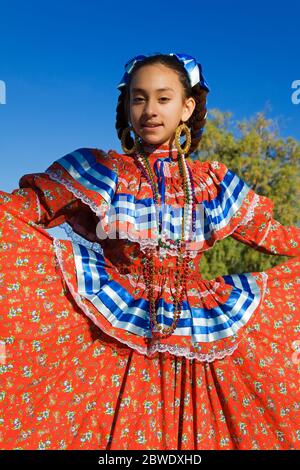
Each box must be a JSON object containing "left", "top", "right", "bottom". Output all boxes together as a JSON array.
[{"left": 133, "top": 143, "right": 194, "bottom": 338}]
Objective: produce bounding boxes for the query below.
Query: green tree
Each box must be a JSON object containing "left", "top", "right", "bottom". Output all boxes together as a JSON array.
[{"left": 193, "top": 109, "right": 300, "bottom": 279}]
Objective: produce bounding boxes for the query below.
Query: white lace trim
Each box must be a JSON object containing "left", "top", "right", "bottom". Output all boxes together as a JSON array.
[
  {"left": 131, "top": 191, "right": 262, "bottom": 258},
  {"left": 258, "top": 219, "right": 272, "bottom": 246},
  {"left": 52, "top": 237, "right": 267, "bottom": 363},
  {"left": 260, "top": 271, "right": 269, "bottom": 298},
  {"left": 237, "top": 192, "right": 261, "bottom": 228},
  {"left": 217, "top": 191, "right": 261, "bottom": 243},
  {"left": 145, "top": 342, "right": 239, "bottom": 362},
  {"left": 45, "top": 178, "right": 198, "bottom": 259},
  {"left": 59, "top": 223, "right": 217, "bottom": 296},
  {"left": 45, "top": 169, "right": 107, "bottom": 217},
  {"left": 124, "top": 231, "right": 199, "bottom": 259},
  {"left": 53, "top": 238, "right": 149, "bottom": 356},
  {"left": 45, "top": 168, "right": 184, "bottom": 258},
  {"left": 46, "top": 170, "right": 261, "bottom": 261},
  {"left": 60, "top": 222, "right": 104, "bottom": 255}
]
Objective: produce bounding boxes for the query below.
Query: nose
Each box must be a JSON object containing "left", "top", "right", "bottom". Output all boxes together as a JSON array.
[{"left": 142, "top": 98, "right": 158, "bottom": 117}]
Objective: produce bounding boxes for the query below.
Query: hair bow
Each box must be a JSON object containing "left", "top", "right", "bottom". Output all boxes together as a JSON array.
[{"left": 117, "top": 52, "right": 210, "bottom": 92}]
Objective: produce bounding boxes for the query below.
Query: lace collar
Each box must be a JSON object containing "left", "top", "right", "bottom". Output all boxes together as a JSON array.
[{"left": 137, "top": 141, "right": 179, "bottom": 161}]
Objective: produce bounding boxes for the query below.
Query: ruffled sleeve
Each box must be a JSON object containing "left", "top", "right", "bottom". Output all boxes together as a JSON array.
[
  {"left": 184, "top": 160, "right": 263, "bottom": 253},
  {"left": 230, "top": 190, "right": 300, "bottom": 257},
  {"left": 43, "top": 147, "right": 119, "bottom": 233},
  {"left": 196, "top": 160, "right": 300, "bottom": 256},
  {"left": 0, "top": 148, "right": 119, "bottom": 233},
  {"left": 0, "top": 173, "right": 79, "bottom": 228}
]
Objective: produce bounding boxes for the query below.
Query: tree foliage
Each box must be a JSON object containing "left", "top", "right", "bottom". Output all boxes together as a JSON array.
[{"left": 192, "top": 109, "right": 300, "bottom": 279}]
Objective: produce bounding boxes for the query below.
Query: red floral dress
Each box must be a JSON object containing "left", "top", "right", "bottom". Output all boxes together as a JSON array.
[{"left": 0, "top": 143, "right": 299, "bottom": 450}]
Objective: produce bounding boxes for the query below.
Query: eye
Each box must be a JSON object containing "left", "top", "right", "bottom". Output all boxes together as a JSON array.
[
  {"left": 159, "top": 97, "right": 169, "bottom": 101},
  {"left": 133, "top": 97, "right": 144, "bottom": 102}
]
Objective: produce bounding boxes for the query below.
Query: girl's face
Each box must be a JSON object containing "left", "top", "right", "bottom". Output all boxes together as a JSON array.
[{"left": 128, "top": 63, "right": 196, "bottom": 147}]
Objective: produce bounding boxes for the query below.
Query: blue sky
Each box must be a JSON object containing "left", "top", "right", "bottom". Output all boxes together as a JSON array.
[{"left": 0, "top": 0, "right": 299, "bottom": 193}]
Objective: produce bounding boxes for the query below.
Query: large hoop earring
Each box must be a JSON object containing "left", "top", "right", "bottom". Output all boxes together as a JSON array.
[
  {"left": 174, "top": 122, "right": 191, "bottom": 155},
  {"left": 121, "top": 126, "right": 139, "bottom": 154}
]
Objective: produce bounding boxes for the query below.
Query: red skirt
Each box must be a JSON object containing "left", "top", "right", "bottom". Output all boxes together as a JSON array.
[{"left": 1, "top": 197, "right": 300, "bottom": 450}]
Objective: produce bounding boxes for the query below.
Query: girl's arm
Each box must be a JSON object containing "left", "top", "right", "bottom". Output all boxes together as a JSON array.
[
  {"left": 1, "top": 148, "right": 118, "bottom": 235},
  {"left": 0, "top": 172, "right": 81, "bottom": 228},
  {"left": 230, "top": 190, "right": 300, "bottom": 257}
]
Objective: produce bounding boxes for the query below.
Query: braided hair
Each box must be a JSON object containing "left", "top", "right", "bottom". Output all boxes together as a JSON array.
[{"left": 115, "top": 54, "right": 209, "bottom": 156}]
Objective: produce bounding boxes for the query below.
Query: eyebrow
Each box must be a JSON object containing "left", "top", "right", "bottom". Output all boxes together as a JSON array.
[{"left": 131, "top": 87, "right": 174, "bottom": 93}]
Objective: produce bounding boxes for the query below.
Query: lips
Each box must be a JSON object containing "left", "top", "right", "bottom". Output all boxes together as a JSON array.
[
  {"left": 142, "top": 123, "right": 162, "bottom": 129},
  {"left": 142, "top": 123, "right": 162, "bottom": 127}
]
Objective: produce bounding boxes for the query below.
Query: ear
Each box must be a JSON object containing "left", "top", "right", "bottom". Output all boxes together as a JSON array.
[{"left": 181, "top": 96, "right": 196, "bottom": 122}]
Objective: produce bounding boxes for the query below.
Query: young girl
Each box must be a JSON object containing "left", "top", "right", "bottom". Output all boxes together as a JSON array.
[{"left": 0, "top": 52, "right": 299, "bottom": 451}]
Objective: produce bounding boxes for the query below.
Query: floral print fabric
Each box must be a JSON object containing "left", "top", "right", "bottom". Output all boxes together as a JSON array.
[{"left": 0, "top": 143, "right": 299, "bottom": 449}]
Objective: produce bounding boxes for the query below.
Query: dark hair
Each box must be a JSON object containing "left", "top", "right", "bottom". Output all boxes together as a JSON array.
[{"left": 115, "top": 54, "right": 209, "bottom": 156}]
